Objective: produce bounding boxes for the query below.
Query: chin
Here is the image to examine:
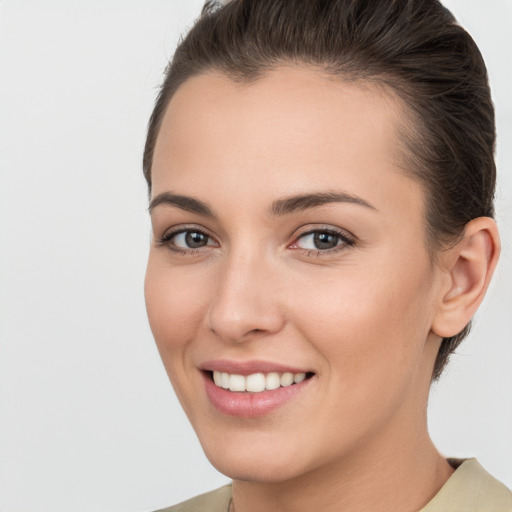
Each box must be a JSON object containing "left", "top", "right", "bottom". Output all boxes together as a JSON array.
[
  {"left": 209, "top": 454, "right": 306, "bottom": 483},
  {"left": 200, "top": 433, "right": 313, "bottom": 483}
]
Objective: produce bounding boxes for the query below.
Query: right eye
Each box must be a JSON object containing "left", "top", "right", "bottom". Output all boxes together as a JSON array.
[{"left": 158, "top": 229, "right": 218, "bottom": 253}]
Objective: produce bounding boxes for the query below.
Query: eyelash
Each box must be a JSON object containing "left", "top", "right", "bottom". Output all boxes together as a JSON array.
[
  {"left": 157, "top": 227, "right": 217, "bottom": 255},
  {"left": 157, "top": 226, "right": 356, "bottom": 257},
  {"left": 291, "top": 227, "right": 356, "bottom": 256}
]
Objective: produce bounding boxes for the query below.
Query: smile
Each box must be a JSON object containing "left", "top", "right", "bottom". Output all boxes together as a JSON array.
[
  {"left": 212, "top": 371, "right": 307, "bottom": 393},
  {"left": 203, "top": 367, "right": 315, "bottom": 417}
]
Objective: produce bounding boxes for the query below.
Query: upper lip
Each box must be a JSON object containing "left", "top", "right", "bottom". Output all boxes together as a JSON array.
[{"left": 199, "top": 359, "right": 312, "bottom": 376}]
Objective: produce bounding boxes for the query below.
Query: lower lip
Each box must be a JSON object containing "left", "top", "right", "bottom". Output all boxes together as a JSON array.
[{"left": 203, "top": 372, "right": 312, "bottom": 418}]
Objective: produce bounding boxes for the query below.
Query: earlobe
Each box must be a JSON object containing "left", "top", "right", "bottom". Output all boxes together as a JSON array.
[{"left": 431, "top": 217, "right": 500, "bottom": 338}]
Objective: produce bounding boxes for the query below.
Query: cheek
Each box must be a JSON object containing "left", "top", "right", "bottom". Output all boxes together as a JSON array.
[
  {"left": 290, "top": 257, "right": 434, "bottom": 386},
  {"left": 144, "top": 255, "right": 210, "bottom": 359}
]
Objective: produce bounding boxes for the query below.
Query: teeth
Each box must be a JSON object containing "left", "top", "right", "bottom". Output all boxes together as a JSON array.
[
  {"left": 212, "top": 371, "right": 309, "bottom": 393},
  {"left": 266, "top": 372, "right": 281, "bottom": 390},
  {"left": 280, "top": 372, "right": 294, "bottom": 387},
  {"left": 229, "top": 374, "right": 246, "bottom": 392},
  {"left": 294, "top": 373, "right": 306, "bottom": 383},
  {"left": 221, "top": 372, "right": 230, "bottom": 389},
  {"left": 246, "top": 373, "right": 266, "bottom": 392}
]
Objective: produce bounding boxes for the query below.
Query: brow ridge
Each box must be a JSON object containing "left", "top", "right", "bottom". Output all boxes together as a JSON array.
[
  {"left": 148, "top": 192, "right": 215, "bottom": 217},
  {"left": 149, "top": 190, "right": 375, "bottom": 217},
  {"left": 270, "top": 191, "right": 376, "bottom": 216}
]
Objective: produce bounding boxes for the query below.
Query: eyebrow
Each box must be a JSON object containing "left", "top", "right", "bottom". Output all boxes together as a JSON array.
[
  {"left": 148, "top": 192, "right": 215, "bottom": 217},
  {"left": 269, "top": 191, "right": 377, "bottom": 216},
  {"left": 148, "top": 190, "right": 376, "bottom": 217}
]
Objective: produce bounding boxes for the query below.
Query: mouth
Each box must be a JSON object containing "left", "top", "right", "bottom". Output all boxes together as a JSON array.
[
  {"left": 208, "top": 370, "right": 314, "bottom": 393},
  {"left": 201, "top": 367, "right": 315, "bottom": 417}
]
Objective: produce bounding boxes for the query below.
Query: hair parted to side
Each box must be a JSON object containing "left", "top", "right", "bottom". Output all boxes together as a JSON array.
[{"left": 143, "top": 0, "right": 496, "bottom": 380}]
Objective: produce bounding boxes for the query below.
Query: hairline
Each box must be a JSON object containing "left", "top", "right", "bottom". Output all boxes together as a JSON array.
[{"left": 145, "top": 62, "right": 445, "bottom": 262}]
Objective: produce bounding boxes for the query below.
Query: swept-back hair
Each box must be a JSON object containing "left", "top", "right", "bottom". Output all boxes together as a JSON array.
[{"left": 143, "top": 0, "right": 496, "bottom": 379}]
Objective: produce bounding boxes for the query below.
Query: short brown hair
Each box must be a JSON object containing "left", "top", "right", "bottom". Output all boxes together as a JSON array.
[{"left": 143, "top": 0, "right": 496, "bottom": 379}]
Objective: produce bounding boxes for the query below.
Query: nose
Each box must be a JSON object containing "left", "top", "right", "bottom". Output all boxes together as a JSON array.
[{"left": 206, "top": 251, "right": 286, "bottom": 343}]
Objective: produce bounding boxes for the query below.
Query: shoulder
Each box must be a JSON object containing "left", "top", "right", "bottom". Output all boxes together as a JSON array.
[
  {"left": 153, "top": 484, "right": 232, "bottom": 512},
  {"left": 421, "top": 459, "right": 512, "bottom": 512}
]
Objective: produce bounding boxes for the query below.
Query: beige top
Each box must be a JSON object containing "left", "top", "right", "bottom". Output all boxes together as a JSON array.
[{"left": 156, "top": 459, "right": 512, "bottom": 512}]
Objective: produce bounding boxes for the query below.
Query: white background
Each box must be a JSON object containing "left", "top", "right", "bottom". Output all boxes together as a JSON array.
[{"left": 0, "top": 1, "right": 511, "bottom": 511}]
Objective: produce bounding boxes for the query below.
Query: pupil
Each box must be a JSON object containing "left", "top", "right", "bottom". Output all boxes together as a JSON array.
[
  {"left": 185, "top": 231, "right": 207, "bottom": 248},
  {"left": 314, "top": 232, "right": 338, "bottom": 250}
]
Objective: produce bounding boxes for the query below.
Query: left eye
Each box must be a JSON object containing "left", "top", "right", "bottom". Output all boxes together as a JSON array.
[
  {"left": 170, "top": 230, "right": 215, "bottom": 249},
  {"left": 294, "top": 230, "right": 350, "bottom": 251}
]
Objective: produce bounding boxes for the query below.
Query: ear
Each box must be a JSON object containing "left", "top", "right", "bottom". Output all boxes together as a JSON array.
[{"left": 431, "top": 217, "right": 500, "bottom": 338}]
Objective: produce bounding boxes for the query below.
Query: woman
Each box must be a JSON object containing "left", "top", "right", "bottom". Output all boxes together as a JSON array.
[{"left": 143, "top": 0, "right": 511, "bottom": 510}]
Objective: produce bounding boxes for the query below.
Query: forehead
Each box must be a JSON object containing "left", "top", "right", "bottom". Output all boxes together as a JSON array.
[
  {"left": 155, "top": 66, "right": 404, "bottom": 166},
  {"left": 151, "top": 66, "right": 422, "bottom": 221}
]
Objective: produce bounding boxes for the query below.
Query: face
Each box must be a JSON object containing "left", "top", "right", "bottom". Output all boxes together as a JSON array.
[{"left": 145, "top": 67, "right": 444, "bottom": 483}]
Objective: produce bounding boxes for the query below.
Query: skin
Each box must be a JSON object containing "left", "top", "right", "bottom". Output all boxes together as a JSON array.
[{"left": 145, "top": 66, "right": 499, "bottom": 512}]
